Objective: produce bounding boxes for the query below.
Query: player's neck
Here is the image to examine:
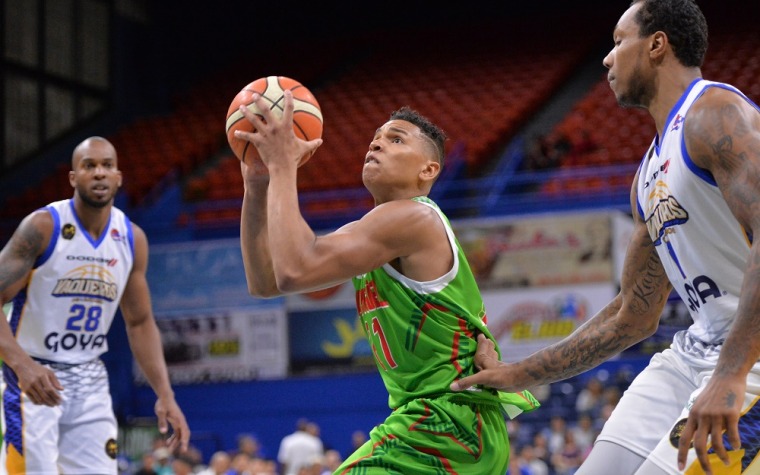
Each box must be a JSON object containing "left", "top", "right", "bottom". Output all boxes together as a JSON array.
[
  {"left": 650, "top": 67, "right": 702, "bottom": 138},
  {"left": 72, "top": 197, "right": 113, "bottom": 239}
]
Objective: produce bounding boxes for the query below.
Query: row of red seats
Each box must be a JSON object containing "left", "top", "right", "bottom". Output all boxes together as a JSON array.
[
  {"left": 187, "top": 40, "right": 595, "bottom": 225},
  {"left": 540, "top": 28, "right": 760, "bottom": 196}
]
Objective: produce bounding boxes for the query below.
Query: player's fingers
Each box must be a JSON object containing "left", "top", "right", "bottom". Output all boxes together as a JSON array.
[
  {"left": 709, "top": 420, "right": 729, "bottom": 466},
  {"left": 250, "top": 93, "right": 274, "bottom": 123},
  {"left": 34, "top": 376, "right": 62, "bottom": 406},
  {"left": 281, "top": 90, "right": 295, "bottom": 123},
  {"left": 677, "top": 419, "right": 696, "bottom": 471},
  {"left": 167, "top": 434, "right": 178, "bottom": 452},
  {"left": 477, "top": 333, "right": 494, "bottom": 352},
  {"left": 155, "top": 408, "right": 169, "bottom": 435},
  {"left": 726, "top": 418, "right": 742, "bottom": 453},
  {"left": 28, "top": 386, "right": 59, "bottom": 406},
  {"left": 234, "top": 128, "right": 257, "bottom": 143},
  {"left": 692, "top": 423, "right": 712, "bottom": 475},
  {"left": 305, "top": 139, "right": 323, "bottom": 155},
  {"left": 22, "top": 386, "right": 40, "bottom": 405},
  {"left": 238, "top": 94, "right": 266, "bottom": 126},
  {"left": 450, "top": 374, "right": 482, "bottom": 392},
  {"left": 178, "top": 421, "right": 191, "bottom": 451},
  {"left": 50, "top": 373, "right": 64, "bottom": 391}
]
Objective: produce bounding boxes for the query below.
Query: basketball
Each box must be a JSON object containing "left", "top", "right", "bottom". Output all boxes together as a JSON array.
[{"left": 225, "top": 76, "right": 323, "bottom": 167}]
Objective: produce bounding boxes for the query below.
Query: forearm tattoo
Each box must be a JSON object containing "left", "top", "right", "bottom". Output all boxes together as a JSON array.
[{"left": 522, "top": 241, "right": 668, "bottom": 385}]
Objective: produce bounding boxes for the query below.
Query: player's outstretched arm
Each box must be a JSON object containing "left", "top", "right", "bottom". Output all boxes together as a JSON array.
[
  {"left": 676, "top": 87, "right": 760, "bottom": 472},
  {"left": 452, "top": 180, "right": 672, "bottom": 393},
  {"left": 120, "top": 224, "right": 190, "bottom": 452},
  {"left": 0, "top": 211, "right": 64, "bottom": 406}
]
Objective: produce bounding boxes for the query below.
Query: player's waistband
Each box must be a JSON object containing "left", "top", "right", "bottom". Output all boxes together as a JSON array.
[{"left": 32, "top": 356, "right": 102, "bottom": 369}]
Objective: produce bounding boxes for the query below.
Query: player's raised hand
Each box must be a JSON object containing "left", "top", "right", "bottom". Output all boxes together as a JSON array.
[
  {"left": 450, "top": 333, "right": 514, "bottom": 392},
  {"left": 235, "top": 91, "right": 321, "bottom": 172}
]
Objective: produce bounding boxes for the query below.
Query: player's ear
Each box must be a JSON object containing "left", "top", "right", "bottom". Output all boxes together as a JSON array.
[
  {"left": 650, "top": 31, "right": 668, "bottom": 61},
  {"left": 420, "top": 160, "right": 441, "bottom": 181}
]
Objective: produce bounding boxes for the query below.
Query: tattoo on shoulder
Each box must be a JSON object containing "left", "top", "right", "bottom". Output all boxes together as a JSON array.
[
  {"left": 14, "top": 223, "right": 45, "bottom": 260},
  {"left": 0, "top": 224, "right": 44, "bottom": 291}
]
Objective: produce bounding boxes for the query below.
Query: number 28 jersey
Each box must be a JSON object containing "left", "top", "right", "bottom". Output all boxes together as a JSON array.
[{"left": 9, "top": 199, "right": 134, "bottom": 364}]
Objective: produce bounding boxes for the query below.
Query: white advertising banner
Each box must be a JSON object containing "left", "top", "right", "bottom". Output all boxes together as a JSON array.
[
  {"left": 143, "top": 239, "right": 289, "bottom": 383},
  {"left": 482, "top": 282, "right": 617, "bottom": 362},
  {"left": 453, "top": 211, "right": 631, "bottom": 289},
  {"left": 134, "top": 307, "right": 288, "bottom": 384}
]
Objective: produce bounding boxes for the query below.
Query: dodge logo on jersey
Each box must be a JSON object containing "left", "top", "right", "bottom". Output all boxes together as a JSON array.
[{"left": 66, "top": 255, "right": 118, "bottom": 266}]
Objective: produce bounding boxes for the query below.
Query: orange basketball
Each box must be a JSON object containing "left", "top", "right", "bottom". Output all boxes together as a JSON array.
[{"left": 225, "top": 76, "right": 323, "bottom": 167}]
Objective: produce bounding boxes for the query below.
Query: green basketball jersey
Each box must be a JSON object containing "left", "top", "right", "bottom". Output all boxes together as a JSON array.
[{"left": 352, "top": 196, "right": 538, "bottom": 416}]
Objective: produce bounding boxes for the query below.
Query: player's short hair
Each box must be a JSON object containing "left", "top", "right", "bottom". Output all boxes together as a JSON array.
[
  {"left": 389, "top": 106, "right": 447, "bottom": 166},
  {"left": 631, "top": 0, "right": 708, "bottom": 68}
]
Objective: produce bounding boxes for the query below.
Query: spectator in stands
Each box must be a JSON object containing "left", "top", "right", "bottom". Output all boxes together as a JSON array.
[
  {"left": 321, "top": 449, "right": 343, "bottom": 475},
  {"left": 507, "top": 418, "right": 535, "bottom": 449},
  {"left": 172, "top": 454, "right": 196, "bottom": 475},
  {"left": 570, "top": 413, "right": 597, "bottom": 456},
  {"left": 152, "top": 447, "right": 173, "bottom": 475},
  {"left": 277, "top": 418, "right": 324, "bottom": 475},
  {"left": 506, "top": 444, "right": 532, "bottom": 475},
  {"left": 451, "top": 1, "right": 760, "bottom": 473},
  {"left": 550, "top": 431, "right": 584, "bottom": 475},
  {"left": 133, "top": 451, "right": 158, "bottom": 475},
  {"left": 249, "top": 457, "right": 278, "bottom": 475},
  {"left": 227, "top": 452, "right": 252, "bottom": 475},
  {"left": 573, "top": 377, "right": 605, "bottom": 418},
  {"left": 350, "top": 430, "right": 367, "bottom": 452},
  {"left": 296, "top": 455, "right": 325, "bottom": 475},
  {"left": 531, "top": 432, "right": 552, "bottom": 469},
  {"left": 236, "top": 97, "right": 538, "bottom": 474},
  {"left": 541, "top": 415, "right": 568, "bottom": 456},
  {"left": 235, "top": 433, "right": 262, "bottom": 459},
  {"left": 520, "top": 444, "right": 550, "bottom": 475},
  {"left": 196, "top": 451, "right": 231, "bottom": 475}
]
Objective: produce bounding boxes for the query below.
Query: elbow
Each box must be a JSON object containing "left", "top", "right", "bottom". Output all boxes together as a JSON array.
[
  {"left": 642, "top": 317, "right": 660, "bottom": 339},
  {"left": 274, "top": 267, "right": 306, "bottom": 294},
  {"left": 246, "top": 281, "right": 282, "bottom": 299},
  {"left": 275, "top": 274, "right": 300, "bottom": 294}
]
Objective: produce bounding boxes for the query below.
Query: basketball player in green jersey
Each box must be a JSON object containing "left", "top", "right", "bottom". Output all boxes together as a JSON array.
[{"left": 235, "top": 91, "right": 539, "bottom": 474}]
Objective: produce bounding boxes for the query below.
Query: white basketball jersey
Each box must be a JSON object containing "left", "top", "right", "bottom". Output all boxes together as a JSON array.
[
  {"left": 636, "top": 79, "right": 760, "bottom": 345},
  {"left": 8, "top": 199, "right": 134, "bottom": 363}
]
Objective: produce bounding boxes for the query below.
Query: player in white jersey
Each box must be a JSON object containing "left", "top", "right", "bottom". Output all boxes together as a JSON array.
[
  {"left": 0, "top": 137, "right": 190, "bottom": 474},
  {"left": 451, "top": 1, "right": 760, "bottom": 474}
]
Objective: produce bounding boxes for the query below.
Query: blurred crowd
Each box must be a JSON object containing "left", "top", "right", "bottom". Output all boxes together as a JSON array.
[
  {"left": 123, "top": 370, "right": 631, "bottom": 475},
  {"left": 124, "top": 420, "right": 364, "bottom": 475}
]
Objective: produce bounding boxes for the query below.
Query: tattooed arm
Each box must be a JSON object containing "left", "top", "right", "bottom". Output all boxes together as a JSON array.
[
  {"left": 451, "top": 175, "right": 672, "bottom": 392},
  {"left": 676, "top": 87, "right": 760, "bottom": 470},
  {"left": 0, "top": 211, "right": 64, "bottom": 405}
]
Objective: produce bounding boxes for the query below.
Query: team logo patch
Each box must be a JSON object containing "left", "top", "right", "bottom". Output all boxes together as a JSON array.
[
  {"left": 105, "top": 438, "right": 118, "bottom": 459},
  {"left": 62, "top": 223, "right": 76, "bottom": 240},
  {"left": 669, "top": 418, "right": 694, "bottom": 449},
  {"left": 110, "top": 228, "right": 129, "bottom": 243}
]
